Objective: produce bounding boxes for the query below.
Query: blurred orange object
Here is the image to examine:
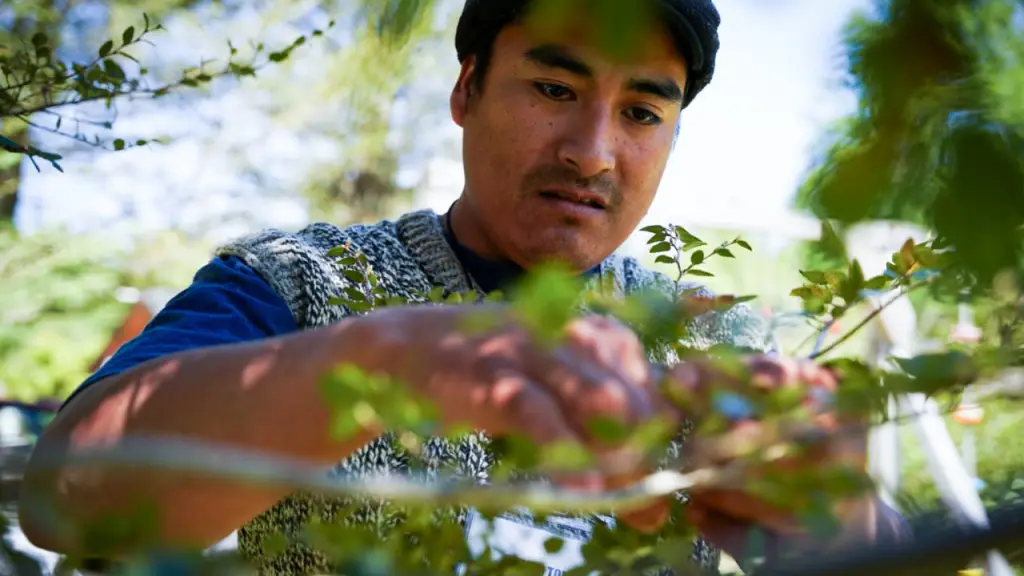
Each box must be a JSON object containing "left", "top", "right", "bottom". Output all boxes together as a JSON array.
[{"left": 951, "top": 402, "right": 985, "bottom": 426}]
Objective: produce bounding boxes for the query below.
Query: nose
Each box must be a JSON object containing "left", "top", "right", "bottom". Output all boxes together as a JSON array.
[{"left": 556, "top": 104, "right": 617, "bottom": 178}]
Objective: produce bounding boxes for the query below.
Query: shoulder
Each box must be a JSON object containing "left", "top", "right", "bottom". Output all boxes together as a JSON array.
[
  {"left": 216, "top": 217, "right": 402, "bottom": 264},
  {"left": 214, "top": 212, "right": 435, "bottom": 326},
  {"left": 607, "top": 253, "right": 777, "bottom": 354}
]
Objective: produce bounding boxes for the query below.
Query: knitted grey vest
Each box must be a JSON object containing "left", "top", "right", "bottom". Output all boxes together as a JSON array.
[{"left": 216, "top": 209, "right": 774, "bottom": 575}]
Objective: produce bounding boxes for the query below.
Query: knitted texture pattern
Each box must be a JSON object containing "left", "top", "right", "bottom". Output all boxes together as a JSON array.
[{"left": 215, "top": 209, "right": 775, "bottom": 575}]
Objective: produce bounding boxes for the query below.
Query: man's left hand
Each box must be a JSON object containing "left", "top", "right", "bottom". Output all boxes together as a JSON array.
[{"left": 619, "top": 355, "right": 905, "bottom": 561}]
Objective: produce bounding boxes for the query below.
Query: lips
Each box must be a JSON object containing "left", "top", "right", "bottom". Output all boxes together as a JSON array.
[{"left": 539, "top": 188, "right": 607, "bottom": 209}]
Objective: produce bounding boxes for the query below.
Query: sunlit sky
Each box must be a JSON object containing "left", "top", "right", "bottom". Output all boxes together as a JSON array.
[{"left": 18, "top": 0, "right": 872, "bottom": 247}]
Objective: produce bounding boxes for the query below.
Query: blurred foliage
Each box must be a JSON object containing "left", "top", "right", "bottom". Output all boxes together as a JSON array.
[
  {"left": 790, "top": 0, "right": 1024, "bottom": 565},
  {"left": 282, "top": 0, "right": 453, "bottom": 223},
  {"left": 27, "top": 222, "right": 997, "bottom": 576},
  {"left": 795, "top": 0, "right": 1024, "bottom": 290},
  {"left": 0, "top": 0, "right": 334, "bottom": 222},
  {"left": 4, "top": 0, "right": 1024, "bottom": 574},
  {"left": 0, "top": 226, "right": 209, "bottom": 400}
]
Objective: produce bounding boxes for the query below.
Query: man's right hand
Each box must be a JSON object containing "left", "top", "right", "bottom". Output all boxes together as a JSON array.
[{"left": 358, "top": 305, "right": 672, "bottom": 484}]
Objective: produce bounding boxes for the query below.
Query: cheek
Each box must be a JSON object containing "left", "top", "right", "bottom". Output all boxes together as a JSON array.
[
  {"left": 468, "top": 98, "right": 553, "bottom": 190},
  {"left": 622, "top": 141, "right": 672, "bottom": 206}
]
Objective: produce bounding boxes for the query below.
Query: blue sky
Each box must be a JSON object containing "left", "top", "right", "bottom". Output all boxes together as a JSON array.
[{"left": 18, "top": 0, "right": 872, "bottom": 245}]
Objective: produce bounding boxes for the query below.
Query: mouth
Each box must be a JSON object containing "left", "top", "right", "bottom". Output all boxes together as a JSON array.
[{"left": 538, "top": 188, "right": 607, "bottom": 210}]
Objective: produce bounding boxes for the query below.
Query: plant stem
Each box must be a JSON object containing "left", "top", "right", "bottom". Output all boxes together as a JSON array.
[{"left": 810, "top": 281, "right": 932, "bottom": 361}]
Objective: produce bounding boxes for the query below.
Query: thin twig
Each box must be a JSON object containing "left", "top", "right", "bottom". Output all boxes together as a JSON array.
[
  {"left": 810, "top": 281, "right": 933, "bottom": 360},
  {"left": 29, "top": 436, "right": 740, "bottom": 514}
]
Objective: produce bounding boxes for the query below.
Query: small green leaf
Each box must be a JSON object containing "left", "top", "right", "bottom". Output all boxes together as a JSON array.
[
  {"left": 674, "top": 225, "right": 701, "bottom": 244},
  {"left": 113, "top": 138, "right": 125, "bottom": 150},
  {"left": 800, "top": 270, "right": 828, "bottom": 284},
  {"left": 428, "top": 286, "right": 445, "bottom": 303},
  {"left": 736, "top": 239, "right": 753, "bottom": 251},
  {"left": 898, "top": 238, "right": 916, "bottom": 271},
  {"left": 686, "top": 269, "right": 713, "bottom": 277},
  {"left": 690, "top": 250, "right": 705, "bottom": 265},
  {"left": 586, "top": 415, "right": 628, "bottom": 443},
  {"left": 104, "top": 59, "right": 125, "bottom": 80},
  {"left": 649, "top": 242, "right": 671, "bottom": 253},
  {"left": 344, "top": 287, "right": 366, "bottom": 302},
  {"left": 543, "top": 537, "right": 564, "bottom": 554},
  {"left": 864, "top": 275, "right": 890, "bottom": 290},
  {"left": 654, "top": 255, "right": 675, "bottom": 264},
  {"left": 99, "top": 40, "right": 114, "bottom": 57},
  {"left": 714, "top": 248, "right": 735, "bottom": 258},
  {"left": 122, "top": 26, "right": 135, "bottom": 44},
  {"left": 893, "top": 351, "right": 977, "bottom": 393},
  {"left": 342, "top": 269, "right": 365, "bottom": 283}
]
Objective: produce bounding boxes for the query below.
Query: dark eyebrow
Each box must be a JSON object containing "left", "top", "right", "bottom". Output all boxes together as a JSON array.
[
  {"left": 627, "top": 78, "right": 683, "bottom": 104},
  {"left": 524, "top": 43, "right": 683, "bottom": 104},
  {"left": 523, "top": 44, "right": 593, "bottom": 77}
]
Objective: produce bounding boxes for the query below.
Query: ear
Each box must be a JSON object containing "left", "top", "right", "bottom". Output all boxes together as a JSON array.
[{"left": 450, "top": 57, "right": 476, "bottom": 127}]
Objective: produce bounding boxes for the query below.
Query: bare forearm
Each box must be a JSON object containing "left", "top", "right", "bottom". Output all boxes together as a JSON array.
[{"left": 19, "top": 318, "right": 382, "bottom": 554}]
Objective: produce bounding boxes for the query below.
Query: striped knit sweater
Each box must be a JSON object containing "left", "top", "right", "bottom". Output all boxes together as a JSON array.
[{"left": 215, "top": 208, "right": 775, "bottom": 575}]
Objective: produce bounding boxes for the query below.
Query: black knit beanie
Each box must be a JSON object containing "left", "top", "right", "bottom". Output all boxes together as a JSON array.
[{"left": 454, "top": 0, "right": 721, "bottom": 108}]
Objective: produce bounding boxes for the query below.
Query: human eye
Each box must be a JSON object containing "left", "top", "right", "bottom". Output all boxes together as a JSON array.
[
  {"left": 533, "top": 81, "right": 575, "bottom": 101},
  {"left": 624, "top": 106, "right": 662, "bottom": 126}
]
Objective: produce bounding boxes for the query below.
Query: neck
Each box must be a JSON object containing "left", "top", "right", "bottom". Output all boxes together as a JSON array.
[{"left": 447, "top": 195, "right": 506, "bottom": 261}]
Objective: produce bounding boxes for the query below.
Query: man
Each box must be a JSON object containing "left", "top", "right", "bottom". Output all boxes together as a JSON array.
[{"left": 20, "top": 0, "right": 910, "bottom": 573}]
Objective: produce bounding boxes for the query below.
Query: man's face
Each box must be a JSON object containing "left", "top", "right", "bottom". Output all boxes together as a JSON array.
[{"left": 450, "top": 18, "right": 688, "bottom": 272}]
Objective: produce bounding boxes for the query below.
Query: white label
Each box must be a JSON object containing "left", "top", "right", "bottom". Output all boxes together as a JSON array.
[{"left": 457, "top": 508, "right": 615, "bottom": 575}]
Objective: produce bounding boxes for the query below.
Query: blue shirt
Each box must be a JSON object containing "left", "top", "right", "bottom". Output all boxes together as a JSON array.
[{"left": 70, "top": 255, "right": 299, "bottom": 403}]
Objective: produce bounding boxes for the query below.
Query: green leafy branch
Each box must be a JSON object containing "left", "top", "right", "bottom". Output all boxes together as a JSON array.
[
  {"left": 791, "top": 233, "right": 952, "bottom": 359},
  {"left": 0, "top": 14, "right": 335, "bottom": 171},
  {"left": 641, "top": 223, "right": 753, "bottom": 288},
  {"left": 15, "top": 225, "right": 1006, "bottom": 575}
]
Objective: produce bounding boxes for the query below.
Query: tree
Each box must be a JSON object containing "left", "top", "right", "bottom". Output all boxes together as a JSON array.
[
  {"left": 794, "top": 0, "right": 1024, "bottom": 287},
  {"left": 0, "top": 227, "right": 210, "bottom": 400},
  {"left": 0, "top": 0, "right": 330, "bottom": 224}
]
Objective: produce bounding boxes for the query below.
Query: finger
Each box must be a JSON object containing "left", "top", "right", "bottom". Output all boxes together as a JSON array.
[
  {"left": 562, "top": 317, "right": 657, "bottom": 420},
  {"left": 537, "top": 349, "right": 651, "bottom": 433},
  {"left": 526, "top": 322, "right": 657, "bottom": 441},
  {"left": 565, "top": 316, "right": 651, "bottom": 385},
  {"left": 686, "top": 502, "right": 784, "bottom": 565},
  {"left": 748, "top": 355, "right": 802, "bottom": 391},
  {"left": 618, "top": 496, "right": 671, "bottom": 533},
  {"left": 483, "top": 371, "right": 581, "bottom": 447},
  {"left": 661, "top": 359, "right": 736, "bottom": 420},
  {"left": 483, "top": 371, "right": 609, "bottom": 487},
  {"left": 748, "top": 356, "right": 837, "bottom": 396}
]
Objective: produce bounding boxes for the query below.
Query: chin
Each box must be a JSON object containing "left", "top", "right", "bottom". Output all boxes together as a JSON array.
[{"left": 513, "top": 233, "right": 609, "bottom": 273}]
